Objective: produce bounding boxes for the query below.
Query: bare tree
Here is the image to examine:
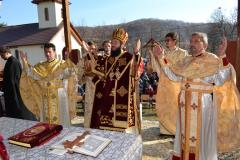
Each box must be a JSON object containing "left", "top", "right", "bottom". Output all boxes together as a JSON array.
[
  {"left": 208, "top": 7, "right": 237, "bottom": 53},
  {"left": 210, "top": 7, "right": 237, "bottom": 39},
  {"left": 229, "top": 7, "right": 238, "bottom": 39}
]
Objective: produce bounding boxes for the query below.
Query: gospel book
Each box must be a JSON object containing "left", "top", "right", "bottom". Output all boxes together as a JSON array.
[
  {"left": 8, "top": 122, "right": 63, "bottom": 148},
  {"left": 50, "top": 132, "right": 111, "bottom": 157}
]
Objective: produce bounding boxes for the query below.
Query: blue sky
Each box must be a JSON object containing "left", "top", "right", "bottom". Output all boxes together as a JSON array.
[{"left": 0, "top": 0, "right": 237, "bottom": 26}]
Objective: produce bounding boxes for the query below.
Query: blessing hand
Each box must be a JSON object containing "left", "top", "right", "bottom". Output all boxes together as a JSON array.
[
  {"left": 152, "top": 42, "right": 163, "bottom": 58},
  {"left": 19, "top": 50, "right": 28, "bottom": 61},
  {"left": 134, "top": 39, "right": 141, "bottom": 55}
]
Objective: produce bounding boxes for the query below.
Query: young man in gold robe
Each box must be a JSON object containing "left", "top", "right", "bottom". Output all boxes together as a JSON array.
[
  {"left": 19, "top": 43, "right": 77, "bottom": 126},
  {"left": 150, "top": 32, "right": 240, "bottom": 160},
  {"left": 152, "top": 32, "right": 188, "bottom": 136},
  {"left": 83, "top": 28, "right": 143, "bottom": 134}
]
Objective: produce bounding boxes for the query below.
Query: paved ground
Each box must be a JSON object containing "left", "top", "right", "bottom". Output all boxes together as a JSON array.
[{"left": 142, "top": 120, "right": 173, "bottom": 160}]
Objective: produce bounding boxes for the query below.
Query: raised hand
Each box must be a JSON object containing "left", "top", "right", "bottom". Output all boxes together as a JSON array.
[
  {"left": 19, "top": 50, "right": 28, "bottom": 61},
  {"left": 218, "top": 37, "right": 227, "bottom": 57},
  {"left": 152, "top": 42, "right": 163, "bottom": 57},
  {"left": 134, "top": 39, "right": 141, "bottom": 55}
]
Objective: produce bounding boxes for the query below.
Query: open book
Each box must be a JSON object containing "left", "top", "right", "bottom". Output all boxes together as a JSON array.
[{"left": 50, "top": 132, "right": 111, "bottom": 157}]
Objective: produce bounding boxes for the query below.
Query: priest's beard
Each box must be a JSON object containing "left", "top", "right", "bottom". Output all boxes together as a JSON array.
[
  {"left": 111, "top": 47, "right": 121, "bottom": 57},
  {"left": 190, "top": 46, "right": 204, "bottom": 57}
]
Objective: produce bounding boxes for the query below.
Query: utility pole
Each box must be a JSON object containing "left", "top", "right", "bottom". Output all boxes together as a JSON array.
[{"left": 62, "top": 0, "right": 72, "bottom": 54}]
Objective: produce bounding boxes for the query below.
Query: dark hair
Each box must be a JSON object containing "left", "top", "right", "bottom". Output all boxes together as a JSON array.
[
  {"left": 87, "top": 41, "right": 95, "bottom": 46},
  {"left": 0, "top": 46, "right": 11, "bottom": 54},
  {"left": 44, "top": 43, "right": 56, "bottom": 51},
  {"left": 102, "top": 40, "right": 111, "bottom": 47},
  {"left": 165, "top": 32, "right": 179, "bottom": 41}
]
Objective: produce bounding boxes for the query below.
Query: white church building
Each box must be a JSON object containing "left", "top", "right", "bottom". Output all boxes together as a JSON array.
[{"left": 0, "top": 0, "right": 82, "bottom": 69}]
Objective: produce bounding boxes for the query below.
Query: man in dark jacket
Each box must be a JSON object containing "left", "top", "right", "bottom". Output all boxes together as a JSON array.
[{"left": 0, "top": 47, "right": 35, "bottom": 120}]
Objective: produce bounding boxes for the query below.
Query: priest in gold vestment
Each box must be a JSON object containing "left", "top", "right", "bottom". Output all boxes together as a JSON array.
[
  {"left": 150, "top": 32, "right": 240, "bottom": 160},
  {"left": 150, "top": 32, "right": 188, "bottom": 135},
  {"left": 19, "top": 43, "right": 77, "bottom": 126},
  {"left": 84, "top": 28, "right": 143, "bottom": 134},
  {"left": 162, "top": 32, "right": 188, "bottom": 66}
]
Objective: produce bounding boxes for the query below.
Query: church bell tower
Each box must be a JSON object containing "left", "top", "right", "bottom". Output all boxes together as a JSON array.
[{"left": 32, "top": 0, "right": 63, "bottom": 29}]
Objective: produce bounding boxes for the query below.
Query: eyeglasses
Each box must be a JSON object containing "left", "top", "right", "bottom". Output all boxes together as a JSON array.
[
  {"left": 165, "top": 39, "right": 174, "bottom": 42},
  {"left": 190, "top": 40, "right": 202, "bottom": 44}
]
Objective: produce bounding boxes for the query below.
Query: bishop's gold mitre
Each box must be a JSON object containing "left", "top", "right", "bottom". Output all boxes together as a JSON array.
[{"left": 112, "top": 28, "right": 128, "bottom": 44}]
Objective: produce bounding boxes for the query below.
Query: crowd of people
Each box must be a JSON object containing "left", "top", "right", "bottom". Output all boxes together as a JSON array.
[{"left": 0, "top": 28, "right": 240, "bottom": 160}]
